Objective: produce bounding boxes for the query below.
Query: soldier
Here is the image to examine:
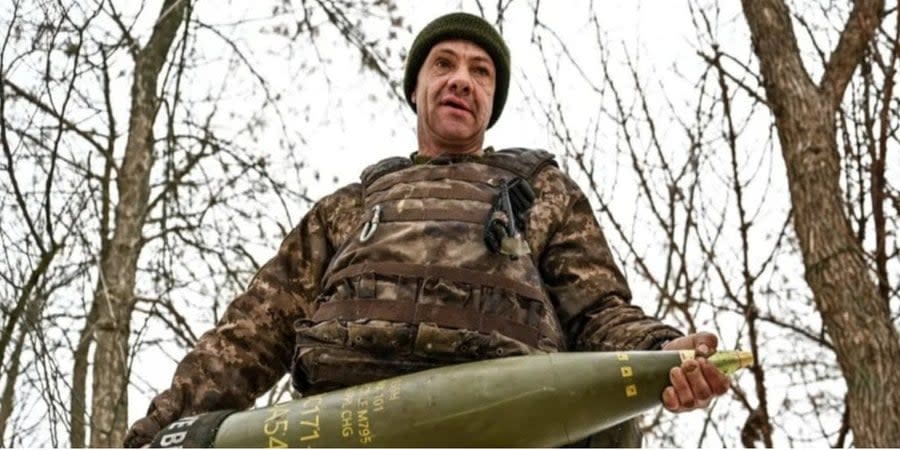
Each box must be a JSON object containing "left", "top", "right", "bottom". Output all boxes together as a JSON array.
[{"left": 124, "top": 12, "right": 729, "bottom": 448}]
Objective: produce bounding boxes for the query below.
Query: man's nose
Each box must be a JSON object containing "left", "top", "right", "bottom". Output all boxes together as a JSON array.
[{"left": 447, "top": 68, "right": 472, "bottom": 95}]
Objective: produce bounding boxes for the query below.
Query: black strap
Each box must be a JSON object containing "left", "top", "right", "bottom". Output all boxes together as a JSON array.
[
  {"left": 484, "top": 177, "right": 536, "bottom": 254},
  {"left": 150, "top": 409, "right": 236, "bottom": 448}
]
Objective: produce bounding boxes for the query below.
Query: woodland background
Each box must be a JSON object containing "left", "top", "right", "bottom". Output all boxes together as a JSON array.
[{"left": 1, "top": 0, "right": 898, "bottom": 447}]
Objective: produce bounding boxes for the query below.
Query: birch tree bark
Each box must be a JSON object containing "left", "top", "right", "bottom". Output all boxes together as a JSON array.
[
  {"left": 740, "top": 0, "right": 900, "bottom": 446},
  {"left": 89, "top": 0, "right": 188, "bottom": 446}
]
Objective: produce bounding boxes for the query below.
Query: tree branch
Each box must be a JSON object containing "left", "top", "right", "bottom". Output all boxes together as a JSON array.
[
  {"left": 1, "top": 80, "right": 107, "bottom": 154},
  {"left": 820, "top": 0, "right": 886, "bottom": 111}
]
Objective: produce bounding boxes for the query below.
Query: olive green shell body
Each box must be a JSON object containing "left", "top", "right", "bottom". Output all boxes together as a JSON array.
[{"left": 151, "top": 350, "right": 751, "bottom": 447}]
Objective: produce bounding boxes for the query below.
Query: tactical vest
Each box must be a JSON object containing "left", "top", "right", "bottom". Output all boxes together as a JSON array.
[{"left": 291, "top": 148, "right": 567, "bottom": 395}]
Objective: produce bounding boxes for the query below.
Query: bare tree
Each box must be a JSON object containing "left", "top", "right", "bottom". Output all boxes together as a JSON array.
[
  {"left": 1, "top": 0, "right": 407, "bottom": 446},
  {"left": 740, "top": 1, "right": 900, "bottom": 446},
  {"left": 86, "top": 0, "right": 189, "bottom": 445},
  {"left": 519, "top": 2, "right": 784, "bottom": 445},
  {"left": 517, "top": 0, "right": 898, "bottom": 446},
  {"left": 1, "top": 0, "right": 91, "bottom": 445}
]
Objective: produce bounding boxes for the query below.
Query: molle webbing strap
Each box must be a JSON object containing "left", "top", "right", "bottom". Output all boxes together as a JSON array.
[
  {"left": 360, "top": 156, "right": 413, "bottom": 187},
  {"left": 366, "top": 165, "right": 503, "bottom": 193},
  {"left": 377, "top": 205, "right": 488, "bottom": 224},
  {"left": 366, "top": 185, "right": 495, "bottom": 205},
  {"left": 361, "top": 149, "right": 557, "bottom": 193},
  {"left": 324, "top": 262, "right": 549, "bottom": 302},
  {"left": 311, "top": 299, "right": 545, "bottom": 348},
  {"left": 481, "top": 148, "right": 557, "bottom": 181}
]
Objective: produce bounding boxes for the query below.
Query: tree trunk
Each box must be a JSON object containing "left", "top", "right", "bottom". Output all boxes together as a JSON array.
[
  {"left": 88, "top": 0, "right": 188, "bottom": 446},
  {"left": 740, "top": 0, "right": 900, "bottom": 446},
  {"left": 0, "top": 325, "right": 27, "bottom": 446},
  {"left": 70, "top": 304, "right": 97, "bottom": 448}
]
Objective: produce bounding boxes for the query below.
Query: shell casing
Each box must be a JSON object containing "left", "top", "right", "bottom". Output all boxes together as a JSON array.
[{"left": 151, "top": 350, "right": 752, "bottom": 448}]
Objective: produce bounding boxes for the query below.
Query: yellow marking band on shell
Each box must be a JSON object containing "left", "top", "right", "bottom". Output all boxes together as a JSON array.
[
  {"left": 679, "top": 350, "right": 695, "bottom": 362},
  {"left": 617, "top": 352, "right": 629, "bottom": 361},
  {"left": 620, "top": 366, "right": 632, "bottom": 377}
]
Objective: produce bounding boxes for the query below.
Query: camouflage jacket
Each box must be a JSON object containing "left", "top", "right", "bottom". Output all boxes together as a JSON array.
[{"left": 123, "top": 153, "right": 683, "bottom": 447}]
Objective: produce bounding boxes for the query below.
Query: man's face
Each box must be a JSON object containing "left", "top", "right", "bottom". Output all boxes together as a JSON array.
[{"left": 413, "top": 39, "right": 496, "bottom": 149}]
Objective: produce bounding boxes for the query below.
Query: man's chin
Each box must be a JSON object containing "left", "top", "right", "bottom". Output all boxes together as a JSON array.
[
  {"left": 435, "top": 128, "right": 479, "bottom": 145},
  {"left": 427, "top": 116, "right": 468, "bottom": 133}
]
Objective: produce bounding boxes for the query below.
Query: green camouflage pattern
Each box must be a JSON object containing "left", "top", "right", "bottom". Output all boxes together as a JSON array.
[
  {"left": 124, "top": 151, "right": 683, "bottom": 448},
  {"left": 294, "top": 153, "right": 566, "bottom": 393}
]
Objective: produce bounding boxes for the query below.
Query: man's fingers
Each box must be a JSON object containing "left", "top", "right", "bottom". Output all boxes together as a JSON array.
[
  {"left": 693, "top": 332, "right": 718, "bottom": 357},
  {"left": 685, "top": 358, "right": 713, "bottom": 403},
  {"left": 667, "top": 358, "right": 730, "bottom": 413},
  {"left": 665, "top": 332, "right": 720, "bottom": 355},
  {"left": 662, "top": 336, "right": 690, "bottom": 351},
  {"left": 670, "top": 366, "right": 695, "bottom": 409},
  {"left": 700, "top": 358, "right": 731, "bottom": 395},
  {"left": 663, "top": 332, "right": 730, "bottom": 414},
  {"left": 123, "top": 417, "right": 160, "bottom": 448},
  {"left": 662, "top": 386, "right": 680, "bottom": 411}
]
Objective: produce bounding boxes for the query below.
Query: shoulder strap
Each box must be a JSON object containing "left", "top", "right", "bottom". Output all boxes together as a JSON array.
[
  {"left": 360, "top": 156, "right": 414, "bottom": 188},
  {"left": 481, "top": 148, "right": 558, "bottom": 181}
]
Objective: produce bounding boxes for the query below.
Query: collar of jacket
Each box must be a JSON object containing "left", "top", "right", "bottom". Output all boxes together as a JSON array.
[{"left": 410, "top": 146, "right": 495, "bottom": 165}]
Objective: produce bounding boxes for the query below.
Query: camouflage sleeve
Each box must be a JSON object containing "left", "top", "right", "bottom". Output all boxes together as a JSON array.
[
  {"left": 530, "top": 166, "right": 683, "bottom": 352},
  {"left": 123, "top": 185, "right": 363, "bottom": 447}
]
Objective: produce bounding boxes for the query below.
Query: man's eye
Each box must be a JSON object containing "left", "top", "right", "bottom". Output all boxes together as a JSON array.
[
  {"left": 435, "top": 59, "right": 450, "bottom": 68},
  {"left": 473, "top": 66, "right": 491, "bottom": 77}
]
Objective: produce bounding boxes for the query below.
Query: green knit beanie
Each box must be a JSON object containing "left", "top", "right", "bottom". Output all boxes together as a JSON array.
[{"left": 404, "top": 12, "right": 511, "bottom": 129}]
